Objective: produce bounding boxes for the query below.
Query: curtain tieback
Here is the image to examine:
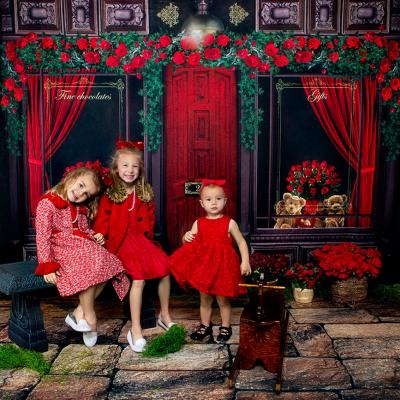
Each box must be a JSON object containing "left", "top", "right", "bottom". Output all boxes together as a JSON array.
[
  {"left": 28, "top": 159, "right": 42, "bottom": 166},
  {"left": 361, "top": 167, "right": 374, "bottom": 174}
]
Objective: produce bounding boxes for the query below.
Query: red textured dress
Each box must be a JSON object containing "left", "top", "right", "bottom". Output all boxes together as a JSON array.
[
  {"left": 116, "top": 192, "right": 170, "bottom": 280},
  {"left": 169, "top": 215, "right": 243, "bottom": 297}
]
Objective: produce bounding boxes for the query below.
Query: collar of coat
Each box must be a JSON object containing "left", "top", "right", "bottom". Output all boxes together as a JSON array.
[
  {"left": 105, "top": 179, "right": 153, "bottom": 203},
  {"left": 41, "top": 192, "right": 88, "bottom": 214}
]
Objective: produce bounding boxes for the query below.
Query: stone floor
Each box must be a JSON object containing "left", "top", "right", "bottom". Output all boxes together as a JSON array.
[{"left": 0, "top": 290, "right": 400, "bottom": 399}]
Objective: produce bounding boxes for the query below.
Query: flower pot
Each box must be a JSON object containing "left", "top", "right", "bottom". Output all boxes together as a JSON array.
[
  {"left": 293, "top": 287, "right": 314, "bottom": 303},
  {"left": 330, "top": 276, "right": 368, "bottom": 305}
]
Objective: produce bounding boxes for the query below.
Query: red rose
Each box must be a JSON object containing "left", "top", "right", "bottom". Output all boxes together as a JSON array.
[
  {"left": 159, "top": 35, "right": 172, "bottom": 47},
  {"left": 159, "top": 52, "right": 167, "bottom": 60},
  {"left": 388, "top": 50, "right": 399, "bottom": 61},
  {"left": 26, "top": 32, "right": 37, "bottom": 42},
  {"left": 326, "top": 42, "right": 334, "bottom": 49},
  {"left": 146, "top": 40, "right": 154, "bottom": 47},
  {"left": 379, "top": 58, "right": 391, "bottom": 73},
  {"left": 1, "top": 95, "right": 10, "bottom": 107},
  {"left": 16, "top": 37, "right": 29, "bottom": 48},
  {"left": 13, "top": 87, "right": 23, "bottom": 102},
  {"left": 296, "top": 186, "right": 303, "bottom": 193},
  {"left": 390, "top": 78, "right": 400, "bottom": 91},
  {"left": 346, "top": 36, "right": 360, "bottom": 49},
  {"left": 328, "top": 52, "right": 339, "bottom": 63},
  {"left": 237, "top": 49, "right": 248, "bottom": 59},
  {"left": 307, "top": 38, "right": 321, "bottom": 50},
  {"left": 100, "top": 39, "right": 111, "bottom": 50},
  {"left": 258, "top": 63, "right": 270, "bottom": 73},
  {"left": 123, "top": 63, "right": 135, "bottom": 73},
  {"left": 115, "top": 43, "right": 127, "bottom": 57},
  {"left": 216, "top": 34, "right": 230, "bottom": 47},
  {"left": 180, "top": 36, "right": 198, "bottom": 51},
  {"left": 132, "top": 56, "right": 145, "bottom": 68},
  {"left": 310, "top": 188, "right": 317, "bottom": 196},
  {"left": 76, "top": 38, "right": 89, "bottom": 50},
  {"left": 295, "top": 50, "right": 312, "bottom": 63},
  {"left": 273, "top": 54, "right": 289, "bottom": 67},
  {"left": 6, "top": 43, "right": 16, "bottom": 61},
  {"left": 84, "top": 51, "right": 100, "bottom": 64},
  {"left": 364, "top": 31, "right": 376, "bottom": 41},
  {"left": 376, "top": 73, "right": 384, "bottom": 83},
  {"left": 65, "top": 42, "right": 72, "bottom": 49},
  {"left": 234, "top": 39, "right": 243, "bottom": 46},
  {"left": 172, "top": 51, "right": 186, "bottom": 65},
  {"left": 4, "top": 78, "right": 15, "bottom": 91},
  {"left": 287, "top": 184, "right": 293, "bottom": 191},
  {"left": 381, "top": 86, "right": 393, "bottom": 101},
  {"left": 283, "top": 39, "right": 295, "bottom": 49},
  {"left": 14, "top": 59, "right": 25, "bottom": 73},
  {"left": 142, "top": 49, "right": 152, "bottom": 60},
  {"left": 90, "top": 38, "right": 98, "bottom": 48},
  {"left": 203, "top": 47, "right": 221, "bottom": 60},
  {"left": 60, "top": 52, "right": 70, "bottom": 62},
  {"left": 187, "top": 52, "right": 201, "bottom": 66},
  {"left": 321, "top": 187, "right": 329, "bottom": 195},
  {"left": 19, "top": 73, "right": 28, "bottom": 83},
  {"left": 245, "top": 54, "right": 261, "bottom": 68},
  {"left": 265, "top": 42, "right": 279, "bottom": 57},
  {"left": 106, "top": 55, "right": 120, "bottom": 68},
  {"left": 374, "top": 36, "right": 387, "bottom": 48},
  {"left": 202, "top": 33, "right": 214, "bottom": 47},
  {"left": 249, "top": 73, "right": 256, "bottom": 79},
  {"left": 296, "top": 36, "right": 306, "bottom": 48},
  {"left": 42, "top": 37, "right": 54, "bottom": 49}
]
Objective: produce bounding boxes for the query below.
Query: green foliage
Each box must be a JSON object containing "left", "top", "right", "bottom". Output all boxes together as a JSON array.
[
  {"left": 372, "top": 283, "right": 400, "bottom": 302},
  {"left": 142, "top": 324, "right": 186, "bottom": 357},
  {"left": 0, "top": 344, "right": 51, "bottom": 375}
]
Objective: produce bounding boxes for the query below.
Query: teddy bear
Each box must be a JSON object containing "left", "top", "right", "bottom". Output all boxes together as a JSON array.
[
  {"left": 323, "top": 194, "right": 348, "bottom": 227},
  {"left": 274, "top": 192, "right": 306, "bottom": 229}
]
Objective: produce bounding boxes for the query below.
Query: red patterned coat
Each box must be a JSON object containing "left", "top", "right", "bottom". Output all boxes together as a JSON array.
[{"left": 94, "top": 191, "right": 156, "bottom": 254}]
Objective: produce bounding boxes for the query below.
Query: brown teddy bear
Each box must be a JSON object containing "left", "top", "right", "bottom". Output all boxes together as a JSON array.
[
  {"left": 323, "top": 194, "right": 348, "bottom": 227},
  {"left": 274, "top": 192, "right": 306, "bottom": 228}
]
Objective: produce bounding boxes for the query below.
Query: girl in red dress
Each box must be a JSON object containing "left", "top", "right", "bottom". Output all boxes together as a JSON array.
[
  {"left": 35, "top": 162, "right": 130, "bottom": 347},
  {"left": 94, "top": 141, "right": 174, "bottom": 353},
  {"left": 169, "top": 180, "right": 251, "bottom": 343}
]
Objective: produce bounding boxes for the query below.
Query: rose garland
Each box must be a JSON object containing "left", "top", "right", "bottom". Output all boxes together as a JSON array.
[{"left": 0, "top": 31, "right": 399, "bottom": 158}]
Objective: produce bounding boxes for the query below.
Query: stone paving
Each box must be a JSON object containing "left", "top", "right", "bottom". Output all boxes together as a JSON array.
[{"left": 0, "top": 292, "right": 400, "bottom": 399}]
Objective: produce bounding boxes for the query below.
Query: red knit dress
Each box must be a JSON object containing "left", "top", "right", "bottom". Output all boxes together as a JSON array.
[
  {"left": 169, "top": 215, "right": 243, "bottom": 297},
  {"left": 116, "top": 193, "right": 170, "bottom": 280}
]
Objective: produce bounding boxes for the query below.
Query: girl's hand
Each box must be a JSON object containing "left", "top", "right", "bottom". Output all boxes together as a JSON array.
[
  {"left": 44, "top": 272, "right": 59, "bottom": 285},
  {"left": 94, "top": 233, "right": 105, "bottom": 246},
  {"left": 183, "top": 230, "right": 196, "bottom": 243},
  {"left": 240, "top": 262, "right": 252, "bottom": 276}
]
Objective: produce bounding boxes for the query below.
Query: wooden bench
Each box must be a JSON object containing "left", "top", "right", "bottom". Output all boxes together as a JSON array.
[
  {"left": 0, "top": 260, "right": 52, "bottom": 352},
  {"left": 0, "top": 260, "right": 157, "bottom": 352}
]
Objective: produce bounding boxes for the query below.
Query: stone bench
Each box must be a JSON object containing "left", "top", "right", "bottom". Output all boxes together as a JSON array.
[{"left": 0, "top": 260, "right": 53, "bottom": 352}]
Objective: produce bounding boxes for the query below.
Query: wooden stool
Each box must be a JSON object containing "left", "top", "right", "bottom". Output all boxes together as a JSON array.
[{"left": 227, "top": 283, "right": 288, "bottom": 394}]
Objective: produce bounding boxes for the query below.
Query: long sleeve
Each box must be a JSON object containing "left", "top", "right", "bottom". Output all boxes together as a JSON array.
[
  {"left": 34, "top": 199, "right": 60, "bottom": 275},
  {"left": 147, "top": 200, "right": 156, "bottom": 239},
  {"left": 93, "top": 195, "right": 112, "bottom": 237}
]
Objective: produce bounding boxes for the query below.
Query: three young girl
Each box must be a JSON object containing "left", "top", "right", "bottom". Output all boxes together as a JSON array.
[
  {"left": 170, "top": 180, "right": 251, "bottom": 343},
  {"left": 35, "top": 162, "right": 130, "bottom": 347},
  {"left": 94, "top": 140, "right": 174, "bottom": 353}
]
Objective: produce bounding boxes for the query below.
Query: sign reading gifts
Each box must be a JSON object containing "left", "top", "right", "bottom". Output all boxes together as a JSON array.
[{"left": 307, "top": 89, "right": 328, "bottom": 103}]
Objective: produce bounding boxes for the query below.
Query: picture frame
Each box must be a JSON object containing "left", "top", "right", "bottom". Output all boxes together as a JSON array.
[
  {"left": 308, "top": 0, "right": 340, "bottom": 34},
  {"left": 63, "top": 0, "right": 98, "bottom": 35}
]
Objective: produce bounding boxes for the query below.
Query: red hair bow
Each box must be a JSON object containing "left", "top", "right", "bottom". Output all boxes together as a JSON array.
[
  {"left": 116, "top": 139, "right": 144, "bottom": 151},
  {"left": 63, "top": 160, "right": 112, "bottom": 186},
  {"left": 200, "top": 179, "right": 226, "bottom": 187}
]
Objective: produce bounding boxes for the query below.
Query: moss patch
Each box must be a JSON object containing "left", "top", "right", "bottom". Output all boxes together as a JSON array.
[
  {"left": 372, "top": 284, "right": 400, "bottom": 302},
  {"left": 0, "top": 344, "right": 51, "bottom": 375},
  {"left": 142, "top": 325, "right": 186, "bottom": 357}
]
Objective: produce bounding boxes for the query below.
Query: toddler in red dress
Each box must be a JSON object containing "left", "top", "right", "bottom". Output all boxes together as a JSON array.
[
  {"left": 94, "top": 140, "right": 174, "bottom": 353},
  {"left": 35, "top": 162, "right": 130, "bottom": 348},
  {"left": 169, "top": 180, "right": 251, "bottom": 343}
]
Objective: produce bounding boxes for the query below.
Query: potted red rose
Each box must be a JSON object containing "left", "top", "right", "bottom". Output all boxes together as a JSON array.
[
  {"left": 249, "top": 252, "right": 288, "bottom": 283},
  {"left": 313, "top": 242, "right": 382, "bottom": 304}
]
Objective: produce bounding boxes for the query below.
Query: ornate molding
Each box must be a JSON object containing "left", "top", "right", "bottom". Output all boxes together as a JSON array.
[
  {"left": 309, "top": 0, "right": 339, "bottom": 33},
  {"left": 64, "top": 0, "right": 97, "bottom": 34},
  {"left": 229, "top": 2, "right": 249, "bottom": 26},
  {"left": 157, "top": 2, "right": 179, "bottom": 27}
]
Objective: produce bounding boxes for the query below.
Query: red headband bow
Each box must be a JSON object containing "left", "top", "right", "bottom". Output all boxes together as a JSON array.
[
  {"left": 199, "top": 179, "right": 226, "bottom": 193},
  {"left": 116, "top": 139, "right": 144, "bottom": 151},
  {"left": 63, "top": 160, "right": 112, "bottom": 186}
]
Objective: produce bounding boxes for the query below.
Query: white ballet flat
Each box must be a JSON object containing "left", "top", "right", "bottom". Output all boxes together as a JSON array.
[
  {"left": 83, "top": 331, "right": 98, "bottom": 348},
  {"left": 127, "top": 330, "right": 146, "bottom": 353},
  {"left": 157, "top": 318, "right": 176, "bottom": 331},
  {"left": 65, "top": 313, "right": 91, "bottom": 332}
]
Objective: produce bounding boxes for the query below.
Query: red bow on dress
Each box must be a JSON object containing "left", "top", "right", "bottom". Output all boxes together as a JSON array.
[{"left": 116, "top": 139, "right": 145, "bottom": 151}]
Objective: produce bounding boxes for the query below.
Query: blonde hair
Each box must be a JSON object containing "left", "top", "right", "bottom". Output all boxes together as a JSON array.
[
  {"left": 200, "top": 183, "right": 227, "bottom": 198},
  {"left": 49, "top": 167, "right": 101, "bottom": 220},
  {"left": 110, "top": 147, "right": 153, "bottom": 202}
]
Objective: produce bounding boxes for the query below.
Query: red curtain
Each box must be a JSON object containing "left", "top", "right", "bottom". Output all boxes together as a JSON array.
[
  {"left": 27, "top": 75, "right": 94, "bottom": 215},
  {"left": 301, "top": 76, "right": 377, "bottom": 227}
]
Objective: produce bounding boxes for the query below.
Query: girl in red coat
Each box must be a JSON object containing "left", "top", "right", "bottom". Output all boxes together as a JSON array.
[
  {"left": 94, "top": 141, "right": 174, "bottom": 353},
  {"left": 35, "top": 162, "right": 130, "bottom": 347},
  {"left": 169, "top": 180, "right": 251, "bottom": 343}
]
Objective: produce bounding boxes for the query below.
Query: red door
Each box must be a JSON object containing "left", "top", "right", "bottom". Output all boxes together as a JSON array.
[{"left": 165, "top": 64, "right": 238, "bottom": 250}]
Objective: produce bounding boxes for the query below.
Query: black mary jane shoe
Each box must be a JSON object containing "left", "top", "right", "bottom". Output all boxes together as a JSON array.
[
  {"left": 216, "top": 326, "right": 232, "bottom": 343},
  {"left": 190, "top": 323, "right": 213, "bottom": 341}
]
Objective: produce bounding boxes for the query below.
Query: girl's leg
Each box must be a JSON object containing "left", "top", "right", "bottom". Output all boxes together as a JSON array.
[
  {"left": 74, "top": 282, "right": 106, "bottom": 319},
  {"left": 78, "top": 285, "right": 98, "bottom": 330},
  {"left": 158, "top": 275, "right": 173, "bottom": 324},
  {"left": 199, "top": 292, "right": 214, "bottom": 326},
  {"left": 216, "top": 295, "right": 231, "bottom": 327},
  {"left": 130, "top": 280, "right": 145, "bottom": 341}
]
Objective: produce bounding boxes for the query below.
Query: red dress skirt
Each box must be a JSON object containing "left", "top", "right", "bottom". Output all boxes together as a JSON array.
[
  {"left": 169, "top": 215, "right": 244, "bottom": 297},
  {"left": 117, "top": 202, "right": 170, "bottom": 280}
]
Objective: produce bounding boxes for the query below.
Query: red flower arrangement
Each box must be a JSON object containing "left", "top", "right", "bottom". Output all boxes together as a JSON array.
[
  {"left": 313, "top": 242, "right": 382, "bottom": 280},
  {"left": 285, "top": 262, "right": 322, "bottom": 289},
  {"left": 286, "top": 160, "right": 341, "bottom": 200},
  {"left": 249, "top": 252, "right": 289, "bottom": 282}
]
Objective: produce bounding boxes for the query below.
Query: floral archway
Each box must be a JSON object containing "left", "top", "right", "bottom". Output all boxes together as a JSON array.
[{"left": 1, "top": 31, "right": 399, "bottom": 159}]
